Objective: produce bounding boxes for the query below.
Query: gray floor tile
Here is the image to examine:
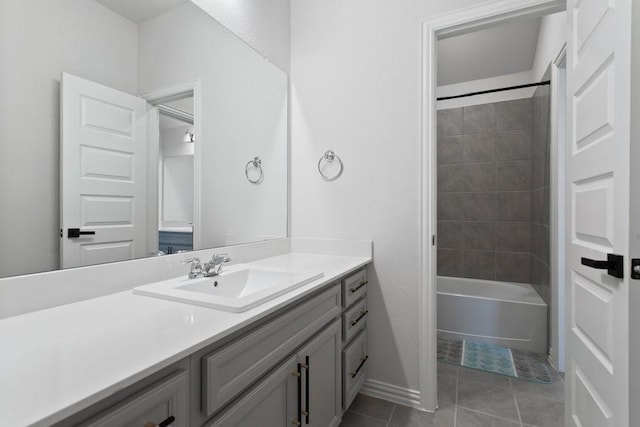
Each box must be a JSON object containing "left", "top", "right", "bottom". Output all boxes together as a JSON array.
[
  {"left": 515, "top": 392, "right": 564, "bottom": 427},
  {"left": 348, "top": 394, "right": 395, "bottom": 422},
  {"left": 438, "top": 361, "right": 458, "bottom": 378},
  {"left": 339, "top": 411, "right": 388, "bottom": 427},
  {"left": 438, "top": 371, "right": 457, "bottom": 407},
  {"left": 457, "top": 368, "right": 519, "bottom": 421},
  {"left": 389, "top": 404, "right": 455, "bottom": 427},
  {"left": 456, "top": 407, "right": 521, "bottom": 426},
  {"left": 510, "top": 370, "right": 565, "bottom": 402},
  {"left": 458, "top": 367, "right": 511, "bottom": 387}
]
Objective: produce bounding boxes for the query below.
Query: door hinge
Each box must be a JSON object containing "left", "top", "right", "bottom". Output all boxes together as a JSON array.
[{"left": 432, "top": 235, "right": 436, "bottom": 246}]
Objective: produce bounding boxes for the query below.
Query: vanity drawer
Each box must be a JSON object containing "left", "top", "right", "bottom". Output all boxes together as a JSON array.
[
  {"left": 343, "top": 298, "right": 367, "bottom": 344},
  {"left": 342, "top": 268, "right": 367, "bottom": 308},
  {"left": 343, "top": 329, "right": 367, "bottom": 410},
  {"left": 202, "top": 284, "right": 341, "bottom": 417},
  {"left": 81, "top": 370, "right": 189, "bottom": 427}
]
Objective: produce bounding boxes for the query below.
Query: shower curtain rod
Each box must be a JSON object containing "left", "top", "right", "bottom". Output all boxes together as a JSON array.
[{"left": 436, "top": 80, "right": 551, "bottom": 101}]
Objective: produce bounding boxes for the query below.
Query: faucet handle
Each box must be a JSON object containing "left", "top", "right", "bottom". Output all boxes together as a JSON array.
[
  {"left": 182, "top": 257, "right": 201, "bottom": 265},
  {"left": 210, "top": 253, "right": 230, "bottom": 263}
]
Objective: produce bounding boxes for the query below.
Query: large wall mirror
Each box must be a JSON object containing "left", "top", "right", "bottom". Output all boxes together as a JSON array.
[{"left": 0, "top": 0, "right": 288, "bottom": 278}]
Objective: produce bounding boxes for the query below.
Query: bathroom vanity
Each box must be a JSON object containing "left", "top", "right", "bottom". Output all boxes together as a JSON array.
[{"left": 0, "top": 240, "right": 371, "bottom": 427}]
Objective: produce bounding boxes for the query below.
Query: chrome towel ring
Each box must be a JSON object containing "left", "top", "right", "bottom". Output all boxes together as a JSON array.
[
  {"left": 318, "top": 150, "right": 343, "bottom": 181},
  {"left": 245, "top": 157, "right": 263, "bottom": 184}
]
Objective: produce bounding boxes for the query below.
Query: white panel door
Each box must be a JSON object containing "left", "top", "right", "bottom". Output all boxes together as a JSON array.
[
  {"left": 61, "top": 73, "right": 149, "bottom": 268},
  {"left": 566, "top": 0, "right": 631, "bottom": 426}
]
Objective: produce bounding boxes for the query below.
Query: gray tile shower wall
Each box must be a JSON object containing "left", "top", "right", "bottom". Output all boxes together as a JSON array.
[
  {"left": 437, "top": 96, "right": 549, "bottom": 287},
  {"left": 531, "top": 85, "right": 551, "bottom": 305}
]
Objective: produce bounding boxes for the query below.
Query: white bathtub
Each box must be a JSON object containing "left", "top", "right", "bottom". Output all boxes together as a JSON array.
[{"left": 437, "top": 276, "right": 547, "bottom": 354}]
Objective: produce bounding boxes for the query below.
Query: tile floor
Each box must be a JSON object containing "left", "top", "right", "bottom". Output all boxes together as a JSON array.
[{"left": 340, "top": 362, "right": 565, "bottom": 427}]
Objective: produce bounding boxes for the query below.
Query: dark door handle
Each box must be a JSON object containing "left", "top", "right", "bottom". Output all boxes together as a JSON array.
[
  {"left": 67, "top": 228, "right": 96, "bottom": 238},
  {"left": 581, "top": 253, "right": 624, "bottom": 279},
  {"left": 158, "top": 416, "right": 176, "bottom": 427}
]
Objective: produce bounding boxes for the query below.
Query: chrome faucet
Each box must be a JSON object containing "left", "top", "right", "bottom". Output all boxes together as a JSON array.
[
  {"left": 203, "top": 253, "right": 231, "bottom": 277},
  {"left": 182, "top": 257, "right": 203, "bottom": 279}
]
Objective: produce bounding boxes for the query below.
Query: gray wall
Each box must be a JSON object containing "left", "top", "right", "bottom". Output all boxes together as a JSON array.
[
  {"left": 530, "top": 85, "right": 551, "bottom": 304},
  {"left": 437, "top": 96, "right": 549, "bottom": 287}
]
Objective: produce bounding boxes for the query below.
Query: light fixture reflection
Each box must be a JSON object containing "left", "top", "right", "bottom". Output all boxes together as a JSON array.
[{"left": 183, "top": 130, "right": 194, "bottom": 143}]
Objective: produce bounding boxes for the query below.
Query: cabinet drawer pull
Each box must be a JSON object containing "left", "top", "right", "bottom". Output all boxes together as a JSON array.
[
  {"left": 296, "top": 363, "right": 302, "bottom": 425},
  {"left": 350, "top": 310, "right": 368, "bottom": 326},
  {"left": 350, "top": 355, "right": 369, "bottom": 378},
  {"left": 304, "top": 356, "right": 310, "bottom": 424},
  {"left": 349, "top": 280, "right": 368, "bottom": 293}
]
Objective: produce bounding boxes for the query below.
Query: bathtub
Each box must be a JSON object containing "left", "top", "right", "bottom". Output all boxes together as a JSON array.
[{"left": 437, "top": 276, "right": 547, "bottom": 354}]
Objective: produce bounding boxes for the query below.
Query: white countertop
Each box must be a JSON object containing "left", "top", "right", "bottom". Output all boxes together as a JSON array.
[{"left": 0, "top": 253, "right": 370, "bottom": 427}]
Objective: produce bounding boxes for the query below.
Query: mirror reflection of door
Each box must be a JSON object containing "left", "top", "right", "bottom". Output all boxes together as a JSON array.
[
  {"left": 157, "top": 97, "right": 195, "bottom": 255},
  {"left": 60, "top": 74, "right": 197, "bottom": 268},
  {"left": 60, "top": 73, "right": 151, "bottom": 269}
]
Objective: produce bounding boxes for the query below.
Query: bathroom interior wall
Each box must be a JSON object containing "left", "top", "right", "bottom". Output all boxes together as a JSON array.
[
  {"left": 437, "top": 98, "right": 538, "bottom": 283},
  {"left": 531, "top": 12, "right": 566, "bottom": 82},
  {"left": 437, "top": 93, "right": 551, "bottom": 298},
  {"left": 530, "top": 84, "right": 551, "bottom": 305},
  {"left": 191, "top": 0, "right": 291, "bottom": 73},
  {"left": 160, "top": 125, "right": 194, "bottom": 227},
  {"left": 0, "top": 0, "right": 138, "bottom": 277},
  {"left": 290, "top": 0, "right": 500, "bottom": 393}
]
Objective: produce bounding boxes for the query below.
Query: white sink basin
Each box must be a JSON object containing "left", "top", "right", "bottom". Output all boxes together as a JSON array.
[{"left": 133, "top": 265, "right": 324, "bottom": 312}]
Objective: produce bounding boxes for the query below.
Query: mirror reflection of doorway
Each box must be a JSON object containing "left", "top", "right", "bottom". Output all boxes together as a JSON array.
[{"left": 157, "top": 96, "right": 195, "bottom": 255}]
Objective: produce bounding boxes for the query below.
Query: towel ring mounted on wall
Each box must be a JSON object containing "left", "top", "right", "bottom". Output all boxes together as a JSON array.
[
  {"left": 245, "top": 157, "right": 263, "bottom": 184},
  {"left": 318, "top": 150, "right": 343, "bottom": 181}
]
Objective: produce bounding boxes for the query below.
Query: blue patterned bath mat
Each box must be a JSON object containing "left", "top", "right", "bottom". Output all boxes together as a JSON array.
[
  {"left": 463, "top": 340, "right": 516, "bottom": 376},
  {"left": 437, "top": 335, "right": 552, "bottom": 384}
]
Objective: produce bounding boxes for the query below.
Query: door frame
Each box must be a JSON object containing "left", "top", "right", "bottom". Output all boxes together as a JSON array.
[
  {"left": 141, "top": 80, "right": 202, "bottom": 251},
  {"left": 549, "top": 45, "right": 566, "bottom": 372},
  {"left": 419, "top": 0, "right": 565, "bottom": 411}
]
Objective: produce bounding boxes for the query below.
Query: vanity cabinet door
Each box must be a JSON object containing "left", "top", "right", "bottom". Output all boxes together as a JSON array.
[
  {"left": 81, "top": 370, "right": 189, "bottom": 427},
  {"left": 298, "top": 319, "right": 342, "bottom": 427},
  {"left": 207, "top": 356, "right": 299, "bottom": 427}
]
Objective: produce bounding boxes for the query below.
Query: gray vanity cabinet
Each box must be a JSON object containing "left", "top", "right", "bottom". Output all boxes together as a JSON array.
[
  {"left": 209, "top": 319, "right": 342, "bottom": 427},
  {"left": 340, "top": 268, "right": 368, "bottom": 411},
  {"left": 296, "top": 319, "right": 342, "bottom": 427},
  {"left": 206, "top": 356, "right": 299, "bottom": 427},
  {"left": 80, "top": 369, "right": 189, "bottom": 427},
  {"left": 53, "top": 266, "right": 371, "bottom": 427},
  {"left": 200, "top": 284, "right": 341, "bottom": 418}
]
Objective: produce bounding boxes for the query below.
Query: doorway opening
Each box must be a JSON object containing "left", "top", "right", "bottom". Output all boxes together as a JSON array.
[
  {"left": 142, "top": 82, "right": 201, "bottom": 254},
  {"left": 420, "top": 0, "right": 566, "bottom": 414}
]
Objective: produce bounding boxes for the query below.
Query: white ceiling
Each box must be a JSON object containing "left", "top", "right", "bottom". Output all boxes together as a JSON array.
[
  {"left": 437, "top": 17, "right": 541, "bottom": 86},
  {"left": 94, "top": 0, "right": 189, "bottom": 23}
]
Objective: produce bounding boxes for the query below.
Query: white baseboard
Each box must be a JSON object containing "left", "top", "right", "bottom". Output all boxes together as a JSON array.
[{"left": 360, "top": 379, "right": 423, "bottom": 410}]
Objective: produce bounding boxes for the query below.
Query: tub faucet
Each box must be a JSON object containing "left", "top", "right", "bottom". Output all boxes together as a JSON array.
[{"left": 203, "top": 253, "right": 231, "bottom": 277}]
